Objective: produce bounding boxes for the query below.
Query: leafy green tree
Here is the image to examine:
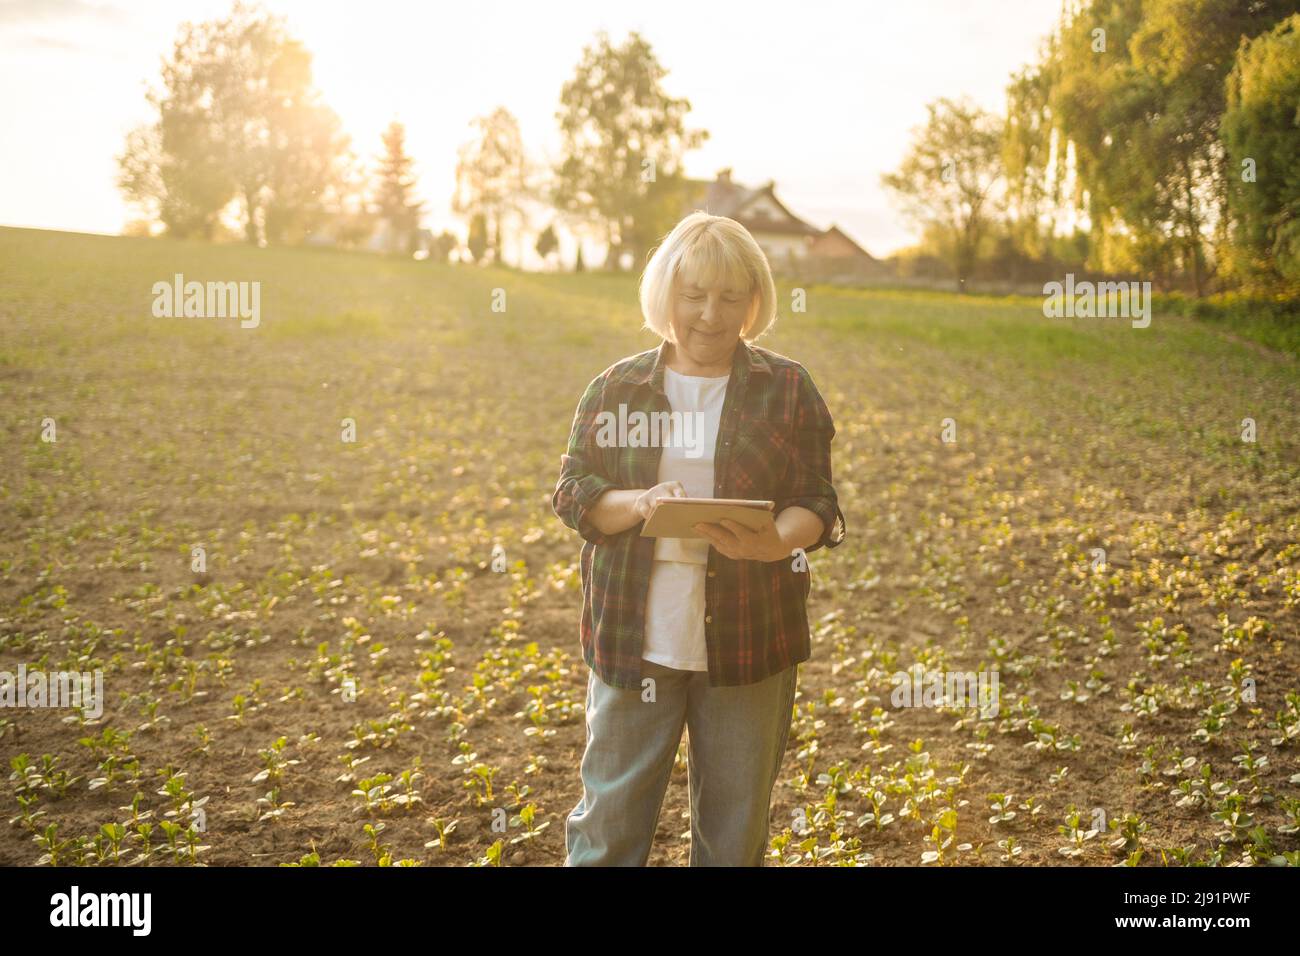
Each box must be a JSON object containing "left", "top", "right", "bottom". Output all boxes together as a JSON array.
[
  {"left": 1129, "top": 0, "right": 1294, "bottom": 292},
  {"left": 117, "top": 84, "right": 233, "bottom": 238},
  {"left": 881, "top": 97, "right": 1004, "bottom": 292},
  {"left": 1221, "top": 13, "right": 1300, "bottom": 293},
  {"left": 552, "top": 30, "right": 706, "bottom": 270},
  {"left": 116, "top": 0, "right": 348, "bottom": 245},
  {"left": 426, "top": 231, "right": 459, "bottom": 264},
  {"left": 375, "top": 121, "right": 425, "bottom": 255},
  {"left": 453, "top": 107, "right": 530, "bottom": 266},
  {"left": 1052, "top": 0, "right": 1180, "bottom": 283},
  {"left": 1006, "top": 0, "right": 1294, "bottom": 293},
  {"left": 466, "top": 211, "right": 489, "bottom": 265},
  {"left": 535, "top": 224, "right": 559, "bottom": 267},
  {"left": 1003, "top": 48, "right": 1068, "bottom": 263}
]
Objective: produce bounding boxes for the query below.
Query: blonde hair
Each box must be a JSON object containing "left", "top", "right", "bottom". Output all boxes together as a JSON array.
[{"left": 638, "top": 211, "right": 778, "bottom": 342}]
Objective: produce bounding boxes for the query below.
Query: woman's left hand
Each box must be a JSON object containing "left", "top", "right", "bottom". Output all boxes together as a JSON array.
[{"left": 693, "top": 518, "right": 789, "bottom": 562}]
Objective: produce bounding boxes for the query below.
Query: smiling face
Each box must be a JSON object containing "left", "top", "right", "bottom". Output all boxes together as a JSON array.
[{"left": 666, "top": 271, "right": 757, "bottom": 375}]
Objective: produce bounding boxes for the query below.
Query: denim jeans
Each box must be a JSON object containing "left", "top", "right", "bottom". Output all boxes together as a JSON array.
[{"left": 564, "top": 658, "right": 798, "bottom": 866}]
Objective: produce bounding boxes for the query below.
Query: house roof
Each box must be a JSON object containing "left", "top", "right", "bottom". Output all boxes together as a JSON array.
[
  {"left": 808, "top": 224, "right": 877, "bottom": 260},
  {"left": 682, "top": 170, "right": 822, "bottom": 237}
]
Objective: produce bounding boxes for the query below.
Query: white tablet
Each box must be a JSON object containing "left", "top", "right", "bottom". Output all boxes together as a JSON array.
[{"left": 639, "top": 497, "right": 776, "bottom": 539}]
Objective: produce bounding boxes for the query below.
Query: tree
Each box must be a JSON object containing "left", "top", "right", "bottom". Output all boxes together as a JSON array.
[
  {"left": 375, "top": 121, "right": 425, "bottom": 255},
  {"left": 1003, "top": 48, "right": 1068, "bottom": 263},
  {"left": 453, "top": 107, "right": 530, "bottom": 266},
  {"left": 1129, "top": 0, "right": 1296, "bottom": 292},
  {"left": 326, "top": 150, "right": 380, "bottom": 250},
  {"left": 117, "top": 92, "right": 233, "bottom": 239},
  {"left": 552, "top": 30, "right": 707, "bottom": 270},
  {"left": 116, "top": 1, "right": 349, "bottom": 245},
  {"left": 1036, "top": 1, "right": 1170, "bottom": 281},
  {"left": 535, "top": 224, "right": 559, "bottom": 269},
  {"left": 1221, "top": 13, "right": 1300, "bottom": 293},
  {"left": 1004, "top": 0, "right": 1295, "bottom": 293},
  {"left": 259, "top": 63, "right": 351, "bottom": 245},
  {"left": 881, "top": 97, "right": 1004, "bottom": 292},
  {"left": 466, "top": 211, "right": 489, "bottom": 265},
  {"left": 425, "top": 231, "right": 459, "bottom": 264}
]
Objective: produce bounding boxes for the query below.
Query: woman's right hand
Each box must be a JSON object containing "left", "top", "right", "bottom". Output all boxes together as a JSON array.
[{"left": 635, "top": 481, "right": 686, "bottom": 519}]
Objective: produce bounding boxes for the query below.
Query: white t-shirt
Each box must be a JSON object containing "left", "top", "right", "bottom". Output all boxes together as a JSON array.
[{"left": 641, "top": 366, "right": 730, "bottom": 671}]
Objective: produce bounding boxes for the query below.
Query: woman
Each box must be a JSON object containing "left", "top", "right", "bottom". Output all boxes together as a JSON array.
[{"left": 552, "top": 211, "right": 846, "bottom": 866}]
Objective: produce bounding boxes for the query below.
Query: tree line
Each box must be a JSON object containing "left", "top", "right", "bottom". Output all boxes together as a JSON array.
[
  {"left": 119, "top": 1, "right": 1297, "bottom": 298},
  {"left": 117, "top": 1, "right": 704, "bottom": 268},
  {"left": 883, "top": 1, "right": 1299, "bottom": 297}
]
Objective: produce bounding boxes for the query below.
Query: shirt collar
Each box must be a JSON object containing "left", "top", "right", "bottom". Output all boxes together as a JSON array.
[{"left": 622, "top": 337, "right": 771, "bottom": 394}]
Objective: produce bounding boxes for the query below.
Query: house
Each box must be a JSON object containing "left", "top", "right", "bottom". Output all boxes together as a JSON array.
[
  {"left": 680, "top": 168, "right": 885, "bottom": 278},
  {"left": 805, "top": 224, "right": 885, "bottom": 279}
]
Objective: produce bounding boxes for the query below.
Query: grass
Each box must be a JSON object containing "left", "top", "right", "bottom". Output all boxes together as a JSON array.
[{"left": 1, "top": 224, "right": 1298, "bottom": 867}]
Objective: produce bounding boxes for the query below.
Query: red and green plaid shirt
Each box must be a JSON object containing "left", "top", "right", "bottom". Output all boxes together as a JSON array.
[{"left": 552, "top": 337, "right": 846, "bottom": 689}]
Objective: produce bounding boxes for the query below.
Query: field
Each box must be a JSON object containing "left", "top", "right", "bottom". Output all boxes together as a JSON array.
[{"left": 1, "top": 225, "right": 1298, "bottom": 867}]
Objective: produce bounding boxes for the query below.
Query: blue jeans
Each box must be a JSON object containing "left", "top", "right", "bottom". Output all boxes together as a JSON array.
[{"left": 564, "top": 658, "right": 798, "bottom": 866}]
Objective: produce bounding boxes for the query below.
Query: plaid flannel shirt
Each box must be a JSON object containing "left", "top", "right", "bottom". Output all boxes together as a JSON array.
[{"left": 551, "top": 337, "right": 846, "bottom": 689}]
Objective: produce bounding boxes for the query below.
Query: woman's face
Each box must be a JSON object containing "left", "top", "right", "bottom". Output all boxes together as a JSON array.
[{"left": 668, "top": 273, "right": 755, "bottom": 370}]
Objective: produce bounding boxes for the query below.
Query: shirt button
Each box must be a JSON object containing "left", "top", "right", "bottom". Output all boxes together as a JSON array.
[
  {"left": 705, "top": 615, "right": 712, "bottom": 624},
  {"left": 707, "top": 570, "right": 716, "bottom": 578}
]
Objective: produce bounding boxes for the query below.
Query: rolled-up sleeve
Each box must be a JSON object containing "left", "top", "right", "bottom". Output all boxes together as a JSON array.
[
  {"left": 777, "top": 367, "right": 846, "bottom": 554},
  {"left": 552, "top": 375, "right": 619, "bottom": 545}
]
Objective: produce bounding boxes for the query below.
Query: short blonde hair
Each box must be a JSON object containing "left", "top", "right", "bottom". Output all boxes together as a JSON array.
[{"left": 639, "top": 211, "right": 778, "bottom": 342}]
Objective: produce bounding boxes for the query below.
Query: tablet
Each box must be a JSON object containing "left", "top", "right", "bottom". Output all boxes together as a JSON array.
[{"left": 640, "top": 497, "right": 776, "bottom": 539}]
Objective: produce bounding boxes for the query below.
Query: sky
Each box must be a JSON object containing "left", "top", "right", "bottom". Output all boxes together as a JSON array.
[{"left": 0, "top": 0, "right": 1064, "bottom": 260}]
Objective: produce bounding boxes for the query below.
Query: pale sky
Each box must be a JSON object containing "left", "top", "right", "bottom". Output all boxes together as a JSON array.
[{"left": 0, "top": 0, "right": 1062, "bottom": 260}]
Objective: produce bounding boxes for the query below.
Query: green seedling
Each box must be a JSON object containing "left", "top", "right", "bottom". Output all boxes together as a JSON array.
[
  {"left": 987, "top": 793, "right": 1017, "bottom": 825},
  {"left": 423, "top": 817, "right": 459, "bottom": 851},
  {"left": 508, "top": 803, "right": 550, "bottom": 845},
  {"left": 1057, "top": 806, "right": 1099, "bottom": 858}
]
